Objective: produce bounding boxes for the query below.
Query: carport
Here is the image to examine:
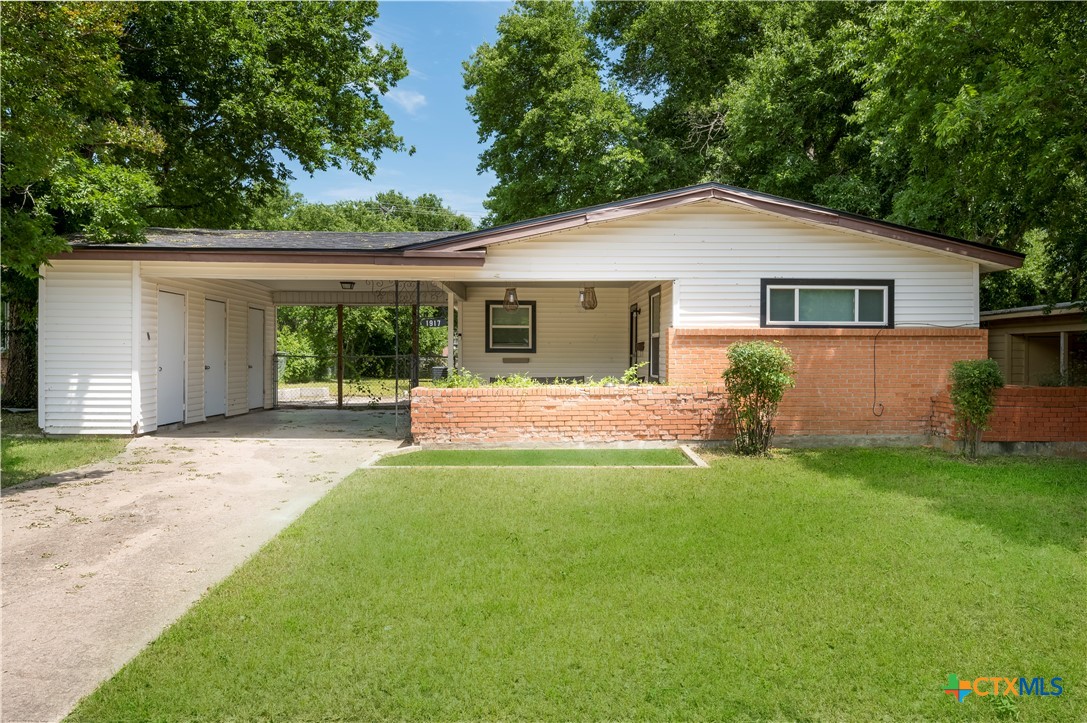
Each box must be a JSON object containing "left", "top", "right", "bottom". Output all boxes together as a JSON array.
[{"left": 38, "top": 229, "right": 475, "bottom": 435}]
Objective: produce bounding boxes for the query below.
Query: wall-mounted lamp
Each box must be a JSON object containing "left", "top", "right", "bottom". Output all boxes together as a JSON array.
[
  {"left": 579, "top": 287, "right": 598, "bottom": 310},
  {"left": 503, "top": 287, "right": 520, "bottom": 312},
  {"left": 340, "top": 281, "right": 355, "bottom": 290}
]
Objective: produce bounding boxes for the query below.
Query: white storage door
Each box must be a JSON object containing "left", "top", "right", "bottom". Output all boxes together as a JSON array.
[
  {"left": 157, "top": 292, "right": 185, "bottom": 425},
  {"left": 247, "top": 307, "right": 265, "bottom": 410},
  {"left": 204, "top": 299, "right": 227, "bottom": 417}
]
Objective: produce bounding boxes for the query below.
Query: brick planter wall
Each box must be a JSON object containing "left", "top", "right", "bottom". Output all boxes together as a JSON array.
[
  {"left": 411, "top": 385, "right": 728, "bottom": 445},
  {"left": 668, "top": 328, "right": 987, "bottom": 437},
  {"left": 931, "top": 386, "right": 1087, "bottom": 443}
]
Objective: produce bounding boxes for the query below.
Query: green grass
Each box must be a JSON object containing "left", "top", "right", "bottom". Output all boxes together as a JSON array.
[
  {"left": 378, "top": 448, "right": 693, "bottom": 466},
  {"left": 69, "top": 449, "right": 1085, "bottom": 721},
  {"left": 1, "top": 412, "right": 129, "bottom": 488}
]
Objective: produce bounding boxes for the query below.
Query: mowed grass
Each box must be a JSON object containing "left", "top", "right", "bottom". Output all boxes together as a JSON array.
[
  {"left": 69, "top": 449, "right": 1085, "bottom": 721},
  {"left": 1, "top": 412, "right": 129, "bottom": 488},
  {"left": 378, "top": 448, "right": 692, "bottom": 466}
]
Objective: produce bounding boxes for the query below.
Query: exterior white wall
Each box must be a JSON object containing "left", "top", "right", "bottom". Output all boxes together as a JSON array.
[
  {"left": 460, "top": 286, "right": 628, "bottom": 381},
  {"left": 140, "top": 276, "right": 274, "bottom": 429},
  {"left": 135, "top": 201, "right": 980, "bottom": 328},
  {"left": 38, "top": 260, "right": 136, "bottom": 434},
  {"left": 479, "top": 202, "right": 979, "bottom": 328}
]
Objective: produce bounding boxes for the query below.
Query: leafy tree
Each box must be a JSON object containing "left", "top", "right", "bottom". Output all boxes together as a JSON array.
[
  {"left": 464, "top": 1, "right": 647, "bottom": 224},
  {"left": 1, "top": 1, "right": 410, "bottom": 406},
  {"left": 245, "top": 189, "right": 474, "bottom": 233},
  {"left": 260, "top": 190, "right": 471, "bottom": 382},
  {"left": 469, "top": 1, "right": 1086, "bottom": 305}
]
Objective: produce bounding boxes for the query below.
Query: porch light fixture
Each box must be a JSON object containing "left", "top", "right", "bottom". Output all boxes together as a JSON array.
[
  {"left": 579, "top": 287, "right": 598, "bottom": 310},
  {"left": 340, "top": 281, "right": 355, "bottom": 290},
  {"left": 503, "top": 287, "right": 520, "bottom": 312}
]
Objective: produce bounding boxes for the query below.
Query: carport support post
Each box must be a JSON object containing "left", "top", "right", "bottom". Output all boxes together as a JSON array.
[
  {"left": 411, "top": 281, "right": 420, "bottom": 389},
  {"left": 336, "top": 303, "right": 344, "bottom": 409}
]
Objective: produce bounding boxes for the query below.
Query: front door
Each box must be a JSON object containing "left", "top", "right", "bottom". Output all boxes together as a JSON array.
[
  {"left": 204, "top": 299, "right": 227, "bottom": 417},
  {"left": 247, "top": 307, "right": 265, "bottom": 410},
  {"left": 157, "top": 291, "right": 185, "bottom": 425}
]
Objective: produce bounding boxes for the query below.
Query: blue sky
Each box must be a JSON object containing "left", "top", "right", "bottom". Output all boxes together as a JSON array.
[{"left": 282, "top": 1, "right": 512, "bottom": 224}]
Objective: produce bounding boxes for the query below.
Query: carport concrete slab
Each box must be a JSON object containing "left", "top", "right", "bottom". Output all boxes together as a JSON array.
[{"left": 2, "top": 409, "right": 405, "bottom": 723}]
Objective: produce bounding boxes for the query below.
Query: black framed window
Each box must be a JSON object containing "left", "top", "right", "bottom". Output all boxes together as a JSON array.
[
  {"left": 761, "top": 279, "right": 894, "bottom": 328},
  {"left": 485, "top": 300, "right": 537, "bottom": 353}
]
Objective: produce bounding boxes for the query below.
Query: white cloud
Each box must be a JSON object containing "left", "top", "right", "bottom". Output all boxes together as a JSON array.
[{"left": 387, "top": 88, "right": 427, "bottom": 115}]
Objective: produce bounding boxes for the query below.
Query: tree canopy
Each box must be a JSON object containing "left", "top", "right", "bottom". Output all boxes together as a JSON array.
[
  {"left": 465, "top": 0, "right": 1087, "bottom": 307},
  {"left": 1, "top": 0, "right": 409, "bottom": 277},
  {"left": 0, "top": 1, "right": 411, "bottom": 406}
]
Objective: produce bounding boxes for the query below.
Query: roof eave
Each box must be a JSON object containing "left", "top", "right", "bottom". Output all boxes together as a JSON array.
[
  {"left": 410, "top": 183, "right": 1025, "bottom": 270},
  {"left": 58, "top": 247, "right": 486, "bottom": 267}
]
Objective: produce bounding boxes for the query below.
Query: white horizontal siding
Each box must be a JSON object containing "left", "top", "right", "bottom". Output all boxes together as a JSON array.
[
  {"left": 136, "top": 200, "right": 979, "bottom": 327},
  {"left": 460, "top": 286, "right": 628, "bottom": 381},
  {"left": 480, "top": 202, "right": 979, "bottom": 328},
  {"left": 39, "top": 260, "right": 135, "bottom": 435},
  {"left": 140, "top": 277, "right": 274, "bottom": 429}
]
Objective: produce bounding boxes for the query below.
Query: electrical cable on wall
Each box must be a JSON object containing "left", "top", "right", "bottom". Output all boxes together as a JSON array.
[{"left": 870, "top": 321, "right": 980, "bottom": 417}]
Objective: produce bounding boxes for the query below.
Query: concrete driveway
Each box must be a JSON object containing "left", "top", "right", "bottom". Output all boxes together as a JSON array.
[{"left": 1, "top": 409, "right": 405, "bottom": 723}]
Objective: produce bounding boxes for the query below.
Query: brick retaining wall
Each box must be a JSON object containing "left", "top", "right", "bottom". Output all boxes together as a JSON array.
[
  {"left": 411, "top": 385, "right": 728, "bottom": 445},
  {"left": 668, "top": 328, "right": 987, "bottom": 437},
  {"left": 931, "top": 386, "right": 1087, "bottom": 443}
]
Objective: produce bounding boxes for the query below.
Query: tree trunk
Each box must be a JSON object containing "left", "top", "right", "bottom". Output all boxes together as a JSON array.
[{"left": 1, "top": 293, "right": 37, "bottom": 409}]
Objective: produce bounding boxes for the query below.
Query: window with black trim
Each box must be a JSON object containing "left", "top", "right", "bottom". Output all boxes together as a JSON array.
[
  {"left": 485, "top": 300, "right": 537, "bottom": 353},
  {"left": 761, "top": 279, "right": 894, "bottom": 328}
]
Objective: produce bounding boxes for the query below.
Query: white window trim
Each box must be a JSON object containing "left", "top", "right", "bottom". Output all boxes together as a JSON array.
[
  {"left": 764, "top": 282, "right": 893, "bottom": 328},
  {"left": 648, "top": 287, "right": 662, "bottom": 380}
]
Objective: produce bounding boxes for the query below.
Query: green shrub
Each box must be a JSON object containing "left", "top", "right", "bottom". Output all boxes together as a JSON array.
[
  {"left": 431, "top": 367, "right": 484, "bottom": 388},
  {"left": 949, "top": 359, "right": 1004, "bottom": 458},
  {"left": 621, "top": 362, "right": 648, "bottom": 384},
  {"left": 721, "top": 341, "right": 796, "bottom": 456},
  {"left": 490, "top": 373, "right": 538, "bottom": 387}
]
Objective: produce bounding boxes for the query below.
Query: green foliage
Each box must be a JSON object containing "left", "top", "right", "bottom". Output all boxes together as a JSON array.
[
  {"left": 949, "top": 359, "right": 1005, "bottom": 458},
  {"left": 464, "top": 1, "right": 648, "bottom": 224},
  {"left": 468, "top": 1, "right": 1085, "bottom": 302},
  {"left": 621, "top": 362, "right": 648, "bottom": 385},
  {"left": 488, "top": 373, "right": 538, "bottom": 388},
  {"left": 244, "top": 189, "right": 474, "bottom": 233},
  {"left": 431, "top": 367, "right": 485, "bottom": 389},
  {"left": 721, "top": 341, "right": 796, "bottom": 456}
]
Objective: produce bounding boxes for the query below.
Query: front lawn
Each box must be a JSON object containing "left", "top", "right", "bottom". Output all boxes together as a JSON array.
[
  {"left": 69, "top": 449, "right": 1085, "bottom": 721},
  {"left": 1, "top": 412, "right": 130, "bottom": 488}
]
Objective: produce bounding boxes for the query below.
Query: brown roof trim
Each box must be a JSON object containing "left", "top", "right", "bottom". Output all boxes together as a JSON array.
[
  {"left": 60, "top": 247, "right": 486, "bottom": 267},
  {"left": 416, "top": 184, "right": 1024, "bottom": 270}
]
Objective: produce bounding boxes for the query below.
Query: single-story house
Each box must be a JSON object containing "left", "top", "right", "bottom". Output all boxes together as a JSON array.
[
  {"left": 38, "top": 182, "right": 1023, "bottom": 440},
  {"left": 981, "top": 303, "right": 1086, "bottom": 385}
]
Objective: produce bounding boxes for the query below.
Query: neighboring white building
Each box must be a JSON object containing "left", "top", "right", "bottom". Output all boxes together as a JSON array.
[{"left": 38, "top": 183, "right": 1023, "bottom": 435}]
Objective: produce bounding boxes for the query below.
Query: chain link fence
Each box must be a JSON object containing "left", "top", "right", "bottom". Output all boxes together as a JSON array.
[{"left": 273, "top": 353, "right": 448, "bottom": 408}]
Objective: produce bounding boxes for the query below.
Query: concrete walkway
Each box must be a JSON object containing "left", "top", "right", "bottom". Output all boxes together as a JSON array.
[{"left": 1, "top": 409, "right": 405, "bottom": 723}]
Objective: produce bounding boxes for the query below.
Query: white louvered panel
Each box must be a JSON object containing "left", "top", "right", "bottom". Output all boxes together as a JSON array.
[{"left": 38, "top": 261, "right": 135, "bottom": 435}]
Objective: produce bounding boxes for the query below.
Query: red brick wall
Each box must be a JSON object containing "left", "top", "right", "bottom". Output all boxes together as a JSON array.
[
  {"left": 668, "top": 327, "right": 987, "bottom": 436},
  {"left": 931, "top": 386, "right": 1087, "bottom": 443},
  {"left": 411, "top": 386, "right": 728, "bottom": 445}
]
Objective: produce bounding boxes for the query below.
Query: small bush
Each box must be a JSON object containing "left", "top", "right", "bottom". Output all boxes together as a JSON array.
[
  {"left": 490, "top": 373, "right": 537, "bottom": 387},
  {"left": 431, "top": 367, "right": 484, "bottom": 388},
  {"left": 721, "top": 341, "right": 796, "bottom": 456},
  {"left": 949, "top": 359, "right": 1004, "bottom": 458}
]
